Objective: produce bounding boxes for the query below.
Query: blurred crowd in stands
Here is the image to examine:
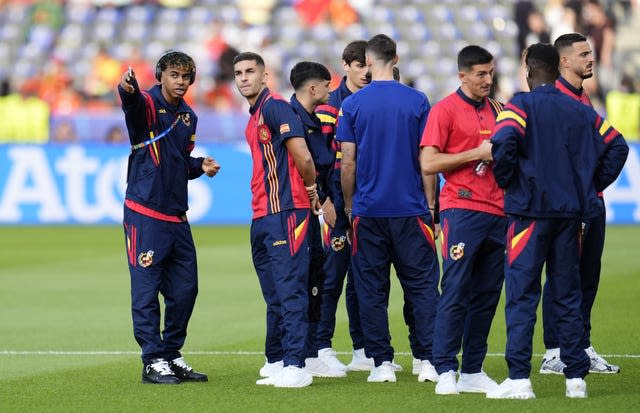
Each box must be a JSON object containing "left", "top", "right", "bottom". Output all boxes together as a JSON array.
[{"left": 0, "top": 0, "right": 638, "bottom": 143}]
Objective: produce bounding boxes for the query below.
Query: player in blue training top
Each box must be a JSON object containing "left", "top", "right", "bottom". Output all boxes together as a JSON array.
[
  {"left": 337, "top": 34, "right": 440, "bottom": 384},
  {"left": 233, "top": 52, "right": 321, "bottom": 389},
  {"left": 118, "top": 51, "right": 220, "bottom": 384},
  {"left": 483, "top": 43, "right": 628, "bottom": 400}
]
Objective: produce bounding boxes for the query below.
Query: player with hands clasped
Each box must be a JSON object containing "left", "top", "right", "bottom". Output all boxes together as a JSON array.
[
  {"left": 420, "top": 45, "right": 505, "bottom": 396},
  {"left": 118, "top": 51, "right": 219, "bottom": 384}
]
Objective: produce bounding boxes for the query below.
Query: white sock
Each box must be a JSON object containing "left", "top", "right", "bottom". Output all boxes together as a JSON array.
[{"left": 545, "top": 347, "right": 560, "bottom": 358}]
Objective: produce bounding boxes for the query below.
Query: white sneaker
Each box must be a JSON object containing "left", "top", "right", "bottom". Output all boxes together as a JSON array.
[
  {"left": 273, "top": 366, "right": 313, "bottom": 388},
  {"left": 585, "top": 346, "right": 620, "bottom": 374},
  {"left": 304, "top": 356, "right": 347, "bottom": 378},
  {"left": 367, "top": 361, "right": 397, "bottom": 382},
  {"left": 435, "top": 370, "right": 459, "bottom": 395},
  {"left": 259, "top": 360, "right": 284, "bottom": 378},
  {"left": 540, "top": 348, "right": 566, "bottom": 375},
  {"left": 412, "top": 357, "right": 421, "bottom": 375},
  {"left": 566, "top": 377, "right": 587, "bottom": 398},
  {"left": 417, "top": 360, "right": 439, "bottom": 382},
  {"left": 318, "top": 348, "right": 348, "bottom": 372},
  {"left": 390, "top": 360, "right": 403, "bottom": 372},
  {"left": 486, "top": 378, "right": 536, "bottom": 399},
  {"left": 347, "top": 348, "right": 375, "bottom": 371},
  {"left": 457, "top": 371, "right": 499, "bottom": 393}
]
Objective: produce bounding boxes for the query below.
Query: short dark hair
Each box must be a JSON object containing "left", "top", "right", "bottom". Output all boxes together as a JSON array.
[
  {"left": 393, "top": 66, "right": 400, "bottom": 81},
  {"left": 457, "top": 45, "right": 493, "bottom": 71},
  {"left": 289, "top": 61, "right": 331, "bottom": 90},
  {"left": 525, "top": 43, "right": 559, "bottom": 78},
  {"left": 232, "top": 52, "right": 265, "bottom": 67},
  {"left": 366, "top": 34, "right": 396, "bottom": 63},
  {"left": 553, "top": 32, "right": 588, "bottom": 53},
  {"left": 342, "top": 40, "right": 367, "bottom": 65}
]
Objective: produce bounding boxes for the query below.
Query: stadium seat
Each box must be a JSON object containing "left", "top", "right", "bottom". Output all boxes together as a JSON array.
[{"left": 0, "top": 0, "right": 531, "bottom": 142}]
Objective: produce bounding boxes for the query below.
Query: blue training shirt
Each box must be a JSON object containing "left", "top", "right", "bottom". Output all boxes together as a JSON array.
[{"left": 336, "top": 80, "right": 431, "bottom": 217}]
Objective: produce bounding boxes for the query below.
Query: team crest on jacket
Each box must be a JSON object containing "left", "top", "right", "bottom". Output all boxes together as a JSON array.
[
  {"left": 138, "top": 250, "right": 154, "bottom": 267},
  {"left": 449, "top": 243, "right": 465, "bottom": 261},
  {"left": 331, "top": 235, "right": 347, "bottom": 251},
  {"left": 180, "top": 113, "right": 191, "bottom": 127},
  {"left": 258, "top": 124, "right": 271, "bottom": 143}
]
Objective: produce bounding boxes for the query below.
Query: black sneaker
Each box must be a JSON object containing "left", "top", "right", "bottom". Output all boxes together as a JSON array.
[
  {"left": 142, "top": 358, "right": 180, "bottom": 384},
  {"left": 169, "top": 357, "right": 208, "bottom": 382}
]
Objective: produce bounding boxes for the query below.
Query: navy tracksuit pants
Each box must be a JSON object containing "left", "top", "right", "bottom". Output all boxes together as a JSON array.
[
  {"left": 351, "top": 215, "right": 440, "bottom": 366},
  {"left": 542, "top": 209, "right": 606, "bottom": 350},
  {"left": 305, "top": 213, "right": 326, "bottom": 357},
  {"left": 316, "top": 210, "right": 365, "bottom": 351},
  {"left": 433, "top": 209, "right": 506, "bottom": 374},
  {"left": 504, "top": 216, "right": 590, "bottom": 379},
  {"left": 251, "top": 209, "right": 310, "bottom": 367},
  {"left": 123, "top": 207, "right": 198, "bottom": 366}
]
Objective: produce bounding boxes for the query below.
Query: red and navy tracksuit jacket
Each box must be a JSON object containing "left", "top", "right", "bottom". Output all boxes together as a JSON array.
[
  {"left": 119, "top": 81, "right": 204, "bottom": 220},
  {"left": 246, "top": 88, "right": 310, "bottom": 219},
  {"left": 491, "top": 84, "right": 628, "bottom": 219},
  {"left": 290, "top": 94, "right": 334, "bottom": 203},
  {"left": 316, "top": 76, "right": 352, "bottom": 212}
]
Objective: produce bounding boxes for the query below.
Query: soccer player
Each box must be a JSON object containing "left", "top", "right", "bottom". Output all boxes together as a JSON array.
[
  {"left": 539, "top": 32, "right": 620, "bottom": 375},
  {"left": 233, "top": 52, "right": 320, "bottom": 388},
  {"left": 337, "top": 34, "right": 440, "bottom": 383},
  {"left": 118, "top": 50, "right": 220, "bottom": 384},
  {"left": 314, "top": 40, "right": 372, "bottom": 371},
  {"left": 485, "top": 43, "right": 628, "bottom": 399},
  {"left": 288, "top": 60, "right": 346, "bottom": 378},
  {"left": 420, "top": 45, "right": 505, "bottom": 395},
  {"left": 393, "top": 64, "right": 432, "bottom": 377}
]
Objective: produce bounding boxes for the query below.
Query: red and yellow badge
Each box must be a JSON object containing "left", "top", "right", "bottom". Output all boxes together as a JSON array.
[
  {"left": 449, "top": 242, "right": 465, "bottom": 261},
  {"left": 138, "top": 250, "right": 154, "bottom": 267},
  {"left": 279, "top": 123, "right": 290, "bottom": 134},
  {"left": 331, "top": 235, "right": 347, "bottom": 251},
  {"left": 180, "top": 113, "right": 191, "bottom": 127},
  {"left": 258, "top": 124, "right": 271, "bottom": 143}
]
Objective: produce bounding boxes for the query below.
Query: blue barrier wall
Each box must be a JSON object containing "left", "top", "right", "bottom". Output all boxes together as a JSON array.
[
  {"left": 1, "top": 143, "right": 639, "bottom": 224},
  {"left": 0, "top": 143, "right": 252, "bottom": 224}
]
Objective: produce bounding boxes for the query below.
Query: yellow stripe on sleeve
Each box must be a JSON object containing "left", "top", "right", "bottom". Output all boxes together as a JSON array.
[
  {"left": 317, "top": 113, "right": 337, "bottom": 124},
  {"left": 496, "top": 110, "right": 526, "bottom": 127},
  {"left": 599, "top": 119, "right": 611, "bottom": 136}
]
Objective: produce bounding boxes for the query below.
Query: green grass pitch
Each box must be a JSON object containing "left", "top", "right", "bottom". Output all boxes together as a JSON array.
[{"left": 0, "top": 225, "right": 638, "bottom": 412}]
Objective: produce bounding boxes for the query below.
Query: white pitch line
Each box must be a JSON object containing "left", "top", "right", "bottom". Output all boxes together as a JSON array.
[{"left": 1, "top": 351, "right": 639, "bottom": 358}]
